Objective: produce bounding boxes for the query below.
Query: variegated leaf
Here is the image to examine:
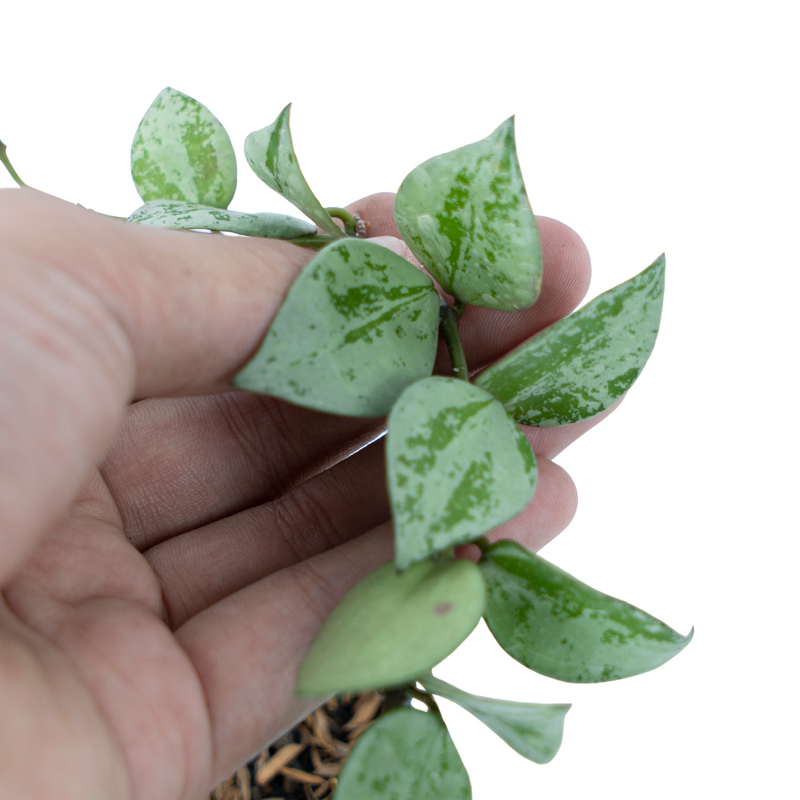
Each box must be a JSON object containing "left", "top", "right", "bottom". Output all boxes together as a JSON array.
[
  {"left": 335, "top": 708, "right": 471, "bottom": 800},
  {"left": 295, "top": 558, "right": 485, "bottom": 697},
  {"left": 387, "top": 378, "right": 537, "bottom": 571},
  {"left": 420, "top": 674, "right": 570, "bottom": 765},
  {"left": 244, "top": 104, "right": 344, "bottom": 237},
  {"left": 232, "top": 239, "right": 440, "bottom": 417},
  {"left": 480, "top": 540, "right": 693, "bottom": 683},
  {"left": 131, "top": 87, "right": 236, "bottom": 208},
  {"left": 394, "top": 117, "right": 542, "bottom": 310},
  {"left": 475, "top": 255, "right": 665, "bottom": 426},
  {"left": 126, "top": 200, "right": 316, "bottom": 238}
]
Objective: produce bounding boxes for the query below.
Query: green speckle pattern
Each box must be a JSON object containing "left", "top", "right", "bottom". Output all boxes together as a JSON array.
[
  {"left": 335, "top": 708, "right": 471, "bottom": 800},
  {"left": 388, "top": 378, "right": 537, "bottom": 570},
  {"left": 233, "top": 239, "right": 440, "bottom": 417},
  {"left": 420, "top": 674, "right": 570, "bottom": 764},
  {"left": 131, "top": 87, "right": 236, "bottom": 208},
  {"left": 295, "top": 559, "right": 485, "bottom": 697},
  {"left": 394, "top": 117, "right": 542, "bottom": 311},
  {"left": 126, "top": 200, "right": 316, "bottom": 238},
  {"left": 480, "top": 540, "right": 693, "bottom": 683},
  {"left": 475, "top": 255, "right": 665, "bottom": 426},
  {"left": 244, "top": 104, "right": 343, "bottom": 237}
]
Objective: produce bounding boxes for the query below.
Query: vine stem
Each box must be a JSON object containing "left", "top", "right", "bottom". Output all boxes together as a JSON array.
[
  {"left": 324, "top": 207, "right": 356, "bottom": 235},
  {"left": 439, "top": 300, "right": 469, "bottom": 381},
  {"left": 0, "top": 140, "right": 30, "bottom": 188}
]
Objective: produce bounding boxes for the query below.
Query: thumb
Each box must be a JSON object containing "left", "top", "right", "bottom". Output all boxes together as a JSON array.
[{"left": 0, "top": 189, "right": 311, "bottom": 579}]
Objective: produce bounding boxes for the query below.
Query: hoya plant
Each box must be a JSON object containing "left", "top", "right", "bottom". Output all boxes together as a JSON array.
[{"left": 2, "top": 87, "right": 691, "bottom": 799}]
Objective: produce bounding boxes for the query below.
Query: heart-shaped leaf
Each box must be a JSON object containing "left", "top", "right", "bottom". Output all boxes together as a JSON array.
[
  {"left": 475, "top": 255, "right": 665, "bottom": 426},
  {"left": 387, "top": 377, "right": 537, "bottom": 570},
  {"left": 131, "top": 87, "right": 236, "bottom": 208},
  {"left": 480, "top": 540, "right": 693, "bottom": 682},
  {"left": 335, "top": 708, "right": 471, "bottom": 800},
  {"left": 244, "top": 104, "right": 344, "bottom": 238},
  {"left": 232, "top": 239, "right": 440, "bottom": 417},
  {"left": 296, "top": 558, "right": 485, "bottom": 697},
  {"left": 420, "top": 674, "right": 570, "bottom": 764},
  {"left": 394, "top": 117, "right": 542, "bottom": 311},
  {"left": 127, "top": 200, "right": 317, "bottom": 238}
]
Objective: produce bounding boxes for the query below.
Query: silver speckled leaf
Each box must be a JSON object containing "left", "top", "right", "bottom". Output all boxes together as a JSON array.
[
  {"left": 126, "top": 200, "right": 317, "bottom": 238},
  {"left": 335, "top": 709, "right": 471, "bottom": 800},
  {"left": 475, "top": 255, "right": 665, "bottom": 426},
  {"left": 420, "top": 674, "right": 570, "bottom": 764},
  {"left": 232, "top": 239, "right": 440, "bottom": 417},
  {"left": 394, "top": 117, "right": 542, "bottom": 310},
  {"left": 388, "top": 377, "right": 537, "bottom": 571},
  {"left": 481, "top": 540, "right": 693, "bottom": 683},
  {"left": 131, "top": 87, "right": 236, "bottom": 208},
  {"left": 244, "top": 104, "right": 343, "bottom": 238},
  {"left": 296, "top": 559, "right": 485, "bottom": 697}
]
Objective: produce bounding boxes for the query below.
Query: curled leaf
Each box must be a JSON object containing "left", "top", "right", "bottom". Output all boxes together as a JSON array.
[
  {"left": 233, "top": 238, "right": 440, "bottom": 417},
  {"left": 335, "top": 708, "right": 471, "bottom": 800},
  {"left": 296, "top": 558, "right": 485, "bottom": 697},
  {"left": 475, "top": 255, "right": 665, "bottom": 426},
  {"left": 394, "top": 117, "right": 542, "bottom": 310},
  {"left": 244, "top": 104, "right": 344, "bottom": 237},
  {"left": 131, "top": 87, "right": 236, "bottom": 208},
  {"left": 388, "top": 377, "right": 537, "bottom": 570},
  {"left": 127, "top": 200, "right": 317, "bottom": 238},
  {"left": 480, "top": 540, "right": 693, "bottom": 682},
  {"left": 420, "top": 673, "right": 570, "bottom": 764}
]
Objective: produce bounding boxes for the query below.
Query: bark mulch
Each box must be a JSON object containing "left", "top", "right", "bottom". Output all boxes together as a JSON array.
[{"left": 204, "top": 691, "right": 383, "bottom": 800}]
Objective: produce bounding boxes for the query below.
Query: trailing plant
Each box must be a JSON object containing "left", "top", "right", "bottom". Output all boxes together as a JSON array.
[{"left": 2, "top": 87, "right": 692, "bottom": 799}]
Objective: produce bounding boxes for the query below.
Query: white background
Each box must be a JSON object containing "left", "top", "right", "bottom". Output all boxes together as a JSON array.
[{"left": 2, "top": 1, "right": 797, "bottom": 797}]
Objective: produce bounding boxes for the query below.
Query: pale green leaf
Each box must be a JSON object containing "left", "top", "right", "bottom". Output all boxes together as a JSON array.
[
  {"left": 420, "top": 674, "right": 570, "bottom": 764},
  {"left": 480, "top": 540, "right": 693, "bottom": 683},
  {"left": 131, "top": 87, "right": 236, "bottom": 208},
  {"left": 387, "top": 378, "right": 537, "bottom": 570},
  {"left": 127, "top": 200, "right": 317, "bottom": 238},
  {"left": 232, "top": 239, "right": 440, "bottom": 417},
  {"left": 335, "top": 708, "right": 471, "bottom": 800},
  {"left": 295, "top": 558, "right": 485, "bottom": 697},
  {"left": 475, "top": 255, "right": 665, "bottom": 426},
  {"left": 244, "top": 104, "right": 343, "bottom": 237},
  {"left": 394, "top": 117, "right": 542, "bottom": 311}
]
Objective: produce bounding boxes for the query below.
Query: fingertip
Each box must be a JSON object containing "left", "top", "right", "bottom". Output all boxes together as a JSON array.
[{"left": 536, "top": 216, "right": 592, "bottom": 327}]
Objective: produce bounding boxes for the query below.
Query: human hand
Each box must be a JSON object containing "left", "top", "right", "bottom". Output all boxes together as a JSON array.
[{"left": 0, "top": 189, "right": 599, "bottom": 799}]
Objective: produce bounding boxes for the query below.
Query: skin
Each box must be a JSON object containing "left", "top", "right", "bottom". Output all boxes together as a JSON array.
[{"left": 0, "top": 188, "right": 606, "bottom": 800}]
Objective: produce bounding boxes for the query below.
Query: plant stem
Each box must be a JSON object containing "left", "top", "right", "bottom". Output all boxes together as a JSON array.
[
  {"left": 408, "top": 687, "right": 442, "bottom": 716},
  {"left": 287, "top": 233, "right": 339, "bottom": 250},
  {"left": 381, "top": 687, "right": 414, "bottom": 714},
  {"left": 0, "top": 140, "right": 30, "bottom": 188},
  {"left": 439, "top": 301, "right": 469, "bottom": 381},
  {"left": 324, "top": 207, "right": 356, "bottom": 235}
]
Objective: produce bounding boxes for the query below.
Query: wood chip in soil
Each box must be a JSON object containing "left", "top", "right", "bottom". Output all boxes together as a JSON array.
[{"left": 203, "top": 692, "right": 383, "bottom": 800}]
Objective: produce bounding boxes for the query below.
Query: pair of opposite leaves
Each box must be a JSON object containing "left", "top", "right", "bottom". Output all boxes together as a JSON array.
[
  {"left": 129, "top": 87, "right": 543, "bottom": 309},
  {"left": 296, "top": 541, "right": 691, "bottom": 798}
]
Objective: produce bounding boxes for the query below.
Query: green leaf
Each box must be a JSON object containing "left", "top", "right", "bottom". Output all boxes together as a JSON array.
[
  {"left": 232, "top": 238, "right": 440, "bottom": 417},
  {"left": 475, "top": 255, "right": 665, "bottom": 426},
  {"left": 419, "top": 674, "right": 570, "bottom": 765},
  {"left": 126, "top": 200, "right": 317, "bottom": 238},
  {"left": 296, "top": 558, "right": 485, "bottom": 697},
  {"left": 387, "top": 377, "right": 537, "bottom": 570},
  {"left": 480, "top": 540, "right": 693, "bottom": 683},
  {"left": 131, "top": 87, "right": 236, "bottom": 208},
  {"left": 394, "top": 117, "right": 542, "bottom": 311},
  {"left": 335, "top": 708, "right": 471, "bottom": 800},
  {"left": 244, "top": 104, "right": 344, "bottom": 237}
]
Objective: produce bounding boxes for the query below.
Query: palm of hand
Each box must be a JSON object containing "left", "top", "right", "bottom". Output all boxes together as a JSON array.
[{"left": 0, "top": 192, "right": 594, "bottom": 800}]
